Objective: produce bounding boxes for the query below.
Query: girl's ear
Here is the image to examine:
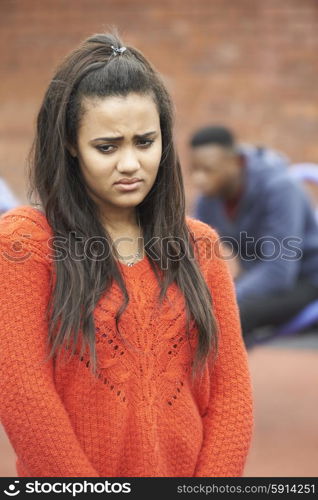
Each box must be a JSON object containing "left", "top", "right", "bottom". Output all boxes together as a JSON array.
[{"left": 65, "top": 142, "right": 77, "bottom": 158}]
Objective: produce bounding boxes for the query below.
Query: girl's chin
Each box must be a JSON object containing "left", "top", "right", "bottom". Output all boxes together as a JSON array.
[{"left": 109, "top": 194, "right": 146, "bottom": 207}]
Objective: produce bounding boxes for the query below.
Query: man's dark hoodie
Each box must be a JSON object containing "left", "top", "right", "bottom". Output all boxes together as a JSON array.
[{"left": 193, "top": 146, "right": 318, "bottom": 303}]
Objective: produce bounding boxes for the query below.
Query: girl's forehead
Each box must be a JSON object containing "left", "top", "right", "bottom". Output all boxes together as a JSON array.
[
  {"left": 78, "top": 93, "right": 160, "bottom": 136},
  {"left": 81, "top": 93, "right": 157, "bottom": 114}
]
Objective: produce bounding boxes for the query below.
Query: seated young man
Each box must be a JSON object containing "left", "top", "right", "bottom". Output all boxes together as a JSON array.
[{"left": 189, "top": 125, "right": 318, "bottom": 345}]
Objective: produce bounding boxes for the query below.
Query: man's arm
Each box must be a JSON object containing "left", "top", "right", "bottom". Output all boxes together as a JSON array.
[{"left": 235, "top": 178, "right": 305, "bottom": 303}]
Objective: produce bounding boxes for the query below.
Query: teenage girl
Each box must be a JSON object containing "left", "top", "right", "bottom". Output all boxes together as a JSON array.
[{"left": 0, "top": 32, "right": 253, "bottom": 477}]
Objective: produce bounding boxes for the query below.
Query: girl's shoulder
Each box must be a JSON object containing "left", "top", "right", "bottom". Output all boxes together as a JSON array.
[
  {"left": 0, "top": 205, "right": 52, "bottom": 240},
  {"left": 185, "top": 215, "right": 222, "bottom": 268},
  {"left": 185, "top": 215, "right": 219, "bottom": 242},
  {"left": 0, "top": 205, "right": 53, "bottom": 263}
]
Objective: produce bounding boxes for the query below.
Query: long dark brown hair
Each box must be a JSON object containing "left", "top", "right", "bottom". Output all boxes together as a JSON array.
[{"left": 27, "top": 29, "right": 218, "bottom": 381}]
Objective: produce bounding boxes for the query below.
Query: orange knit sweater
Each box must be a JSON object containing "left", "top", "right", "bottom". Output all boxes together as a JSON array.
[{"left": 0, "top": 205, "right": 253, "bottom": 477}]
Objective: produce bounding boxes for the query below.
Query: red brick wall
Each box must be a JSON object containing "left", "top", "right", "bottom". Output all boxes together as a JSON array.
[{"left": 1, "top": 0, "right": 318, "bottom": 211}]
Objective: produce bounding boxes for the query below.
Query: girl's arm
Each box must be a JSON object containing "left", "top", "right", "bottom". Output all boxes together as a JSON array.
[
  {"left": 193, "top": 226, "right": 254, "bottom": 477},
  {"left": 0, "top": 224, "right": 99, "bottom": 477}
]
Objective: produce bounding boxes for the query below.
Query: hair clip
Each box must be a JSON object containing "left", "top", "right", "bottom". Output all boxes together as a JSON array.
[{"left": 110, "top": 45, "right": 127, "bottom": 56}]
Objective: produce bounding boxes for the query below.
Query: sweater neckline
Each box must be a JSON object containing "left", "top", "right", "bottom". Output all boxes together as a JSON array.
[{"left": 116, "top": 254, "right": 150, "bottom": 275}]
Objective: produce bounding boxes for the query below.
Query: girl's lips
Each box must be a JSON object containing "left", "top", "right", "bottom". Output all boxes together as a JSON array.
[{"left": 114, "top": 180, "right": 143, "bottom": 191}]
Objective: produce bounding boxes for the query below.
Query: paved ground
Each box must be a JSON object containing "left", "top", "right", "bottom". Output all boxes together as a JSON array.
[
  {"left": 1, "top": 333, "right": 318, "bottom": 477},
  {"left": 244, "top": 332, "right": 318, "bottom": 477}
]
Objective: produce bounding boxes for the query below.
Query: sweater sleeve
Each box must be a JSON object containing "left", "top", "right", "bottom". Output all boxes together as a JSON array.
[
  {"left": 193, "top": 226, "right": 254, "bottom": 477},
  {"left": 0, "top": 219, "right": 99, "bottom": 477}
]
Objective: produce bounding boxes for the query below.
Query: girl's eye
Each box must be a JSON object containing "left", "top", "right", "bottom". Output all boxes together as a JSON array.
[
  {"left": 96, "top": 139, "right": 154, "bottom": 153},
  {"left": 137, "top": 139, "right": 154, "bottom": 148},
  {"left": 96, "top": 145, "right": 116, "bottom": 154}
]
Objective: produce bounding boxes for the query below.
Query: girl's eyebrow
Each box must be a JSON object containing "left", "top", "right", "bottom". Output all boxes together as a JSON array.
[{"left": 90, "top": 131, "right": 158, "bottom": 142}]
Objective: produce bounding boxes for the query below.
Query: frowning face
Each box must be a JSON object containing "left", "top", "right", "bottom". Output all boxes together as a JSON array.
[{"left": 70, "top": 92, "right": 162, "bottom": 212}]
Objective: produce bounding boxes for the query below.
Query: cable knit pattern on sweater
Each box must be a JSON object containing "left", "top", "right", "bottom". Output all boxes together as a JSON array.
[{"left": 0, "top": 205, "right": 253, "bottom": 477}]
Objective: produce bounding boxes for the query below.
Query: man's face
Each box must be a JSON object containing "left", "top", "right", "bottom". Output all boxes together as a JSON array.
[{"left": 189, "top": 144, "right": 238, "bottom": 197}]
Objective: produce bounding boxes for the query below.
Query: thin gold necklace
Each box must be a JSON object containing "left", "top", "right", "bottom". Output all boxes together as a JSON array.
[{"left": 119, "top": 215, "right": 143, "bottom": 267}]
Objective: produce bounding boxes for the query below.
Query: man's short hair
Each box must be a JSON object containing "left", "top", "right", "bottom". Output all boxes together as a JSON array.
[{"left": 190, "top": 126, "right": 235, "bottom": 149}]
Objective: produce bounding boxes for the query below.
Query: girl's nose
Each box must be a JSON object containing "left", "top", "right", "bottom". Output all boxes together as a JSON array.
[{"left": 117, "top": 148, "right": 140, "bottom": 172}]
